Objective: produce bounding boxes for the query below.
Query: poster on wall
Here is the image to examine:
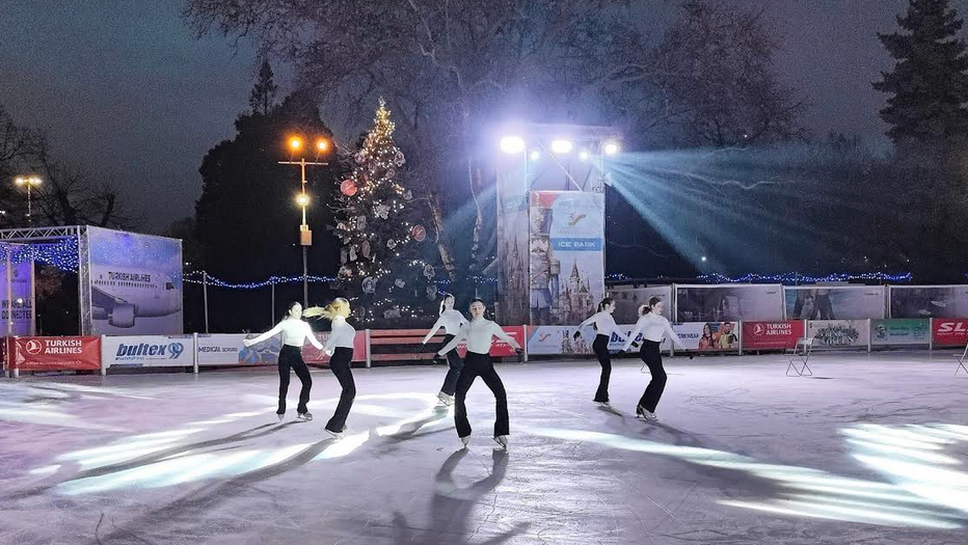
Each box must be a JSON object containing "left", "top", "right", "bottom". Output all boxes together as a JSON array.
[
  {"left": 806, "top": 320, "right": 870, "bottom": 349},
  {"left": 889, "top": 286, "right": 968, "bottom": 319},
  {"left": 785, "top": 286, "right": 886, "bottom": 320},
  {"left": 529, "top": 191, "right": 605, "bottom": 325},
  {"left": 675, "top": 284, "right": 783, "bottom": 322},
  {"left": 0, "top": 246, "right": 34, "bottom": 335},
  {"left": 871, "top": 319, "right": 929, "bottom": 346},
  {"left": 609, "top": 285, "right": 673, "bottom": 324},
  {"left": 86, "top": 227, "right": 183, "bottom": 335},
  {"left": 495, "top": 157, "right": 531, "bottom": 326},
  {"left": 527, "top": 325, "right": 632, "bottom": 356}
]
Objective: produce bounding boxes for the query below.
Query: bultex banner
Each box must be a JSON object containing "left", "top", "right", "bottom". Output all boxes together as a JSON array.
[{"left": 101, "top": 335, "right": 194, "bottom": 368}]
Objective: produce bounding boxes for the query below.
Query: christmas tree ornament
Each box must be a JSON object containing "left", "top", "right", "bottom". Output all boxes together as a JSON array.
[
  {"left": 423, "top": 265, "right": 435, "bottom": 279},
  {"left": 404, "top": 190, "right": 413, "bottom": 201},
  {"left": 340, "top": 249, "right": 348, "bottom": 264},
  {"left": 387, "top": 239, "right": 398, "bottom": 249},
  {"left": 394, "top": 278, "right": 406, "bottom": 288},
  {"left": 349, "top": 246, "right": 357, "bottom": 262},
  {"left": 362, "top": 276, "right": 377, "bottom": 294},
  {"left": 339, "top": 266, "right": 352, "bottom": 278},
  {"left": 340, "top": 179, "right": 358, "bottom": 196},
  {"left": 410, "top": 225, "right": 426, "bottom": 242},
  {"left": 375, "top": 204, "right": 390, "bottom": 219},
  {"left": 426, "top": 285, "right": 438, "bottom": 300},
  {"left": 355, "top": 216, "right": 367, "bottom": 230},
  {"left": 361, "top": 241, "right": 371, "bottom": 259},
  {"left": 387, "top": 168, "right": 396, "bottom": 179}
]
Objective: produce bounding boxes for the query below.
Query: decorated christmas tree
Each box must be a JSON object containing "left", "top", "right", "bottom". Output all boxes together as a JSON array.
[{"left": 332, "top": 99, "right": 439, "bottom": 325}]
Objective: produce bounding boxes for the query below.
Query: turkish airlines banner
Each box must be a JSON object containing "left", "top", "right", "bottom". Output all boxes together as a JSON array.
[
  {"left": 932, "top": 319, "right": 968, "bottom": 348},
  {"left": 12, "top": 336, "right": 101, "bottom": 371},
  {"left": 742, "top": 321, "right": 805, "bottom": 350},
  {"left": 456, "top": 326, "right": 525, "bottom": 358}
]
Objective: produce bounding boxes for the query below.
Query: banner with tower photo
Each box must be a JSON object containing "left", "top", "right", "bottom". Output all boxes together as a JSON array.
[
  {"left": 529, "top": 191, "right": 605, "bottom": 325},
  {"left": 84, "top": 227, "right": 183, "bottom": 335},
  {"left": 675, "top": 284, "right": 784, "bottom": 322}
]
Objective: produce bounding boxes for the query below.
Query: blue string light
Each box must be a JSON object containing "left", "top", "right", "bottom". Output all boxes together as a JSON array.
[
  {"left": 697, "top": 272, "right": 913, "bottom": 284},
  {"left": 184, "top": 271, "right": 336, "bottom": 290},
  {"left": 0, "top": 238, "right": 80, "bottom": 272}
]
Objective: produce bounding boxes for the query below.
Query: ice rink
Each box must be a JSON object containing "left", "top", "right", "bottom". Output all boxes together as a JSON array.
[{"left": 2, "top": 351, "right": 967, "bottom": 544}]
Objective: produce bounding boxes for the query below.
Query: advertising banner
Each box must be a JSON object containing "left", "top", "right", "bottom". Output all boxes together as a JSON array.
[
  {"left": 101, "top": 335, "right": 194, "bottom": 368},
  {"left": 785, "top": 286, "right": 886, "bottom": 320},
  {"left": 871, "top": 319, "right": 930, "bottom": 346},
  {"left": 529, "top": 191, "right": 605, "bottom": 326},
  {"left": 806, "top": 320, "right": 870, "bottom": 350},
  {"left": 890, "top": 285, "right": 968, "bottom": 319},
  {"left": 742, "top": 321, "right": 805, "bottom": 351},
  {"left": 668, "top": 322, "right": 740, "bottom": 352},
  {"left": 675, "top": 284, "right": 783, "bottom": 322},
  {"left": 527, "top": 325, "right": 634, "bottom": 356},
  {"left": 12, "top": 336, "right": 101, "bottom": 371},
  {"left": 456, "top": 326, "right": 525, "bottom": 358},
  {"left": 609, "top": 285, "right": 673, "bottom": 324},
  {"left": 197, "top": 334, "right": 280, "bottom": 366},
  {"left": 0, "top": 247, "right": 34, "bottom": 335},
  {"left": 86, "top": 227, "right": 183, "bottom": 335},
  {"left": 932, "top": 318, "right": 968, "bottom": 348}
]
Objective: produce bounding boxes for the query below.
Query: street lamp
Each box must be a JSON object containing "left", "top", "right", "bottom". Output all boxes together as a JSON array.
[
  {"left": 279, "top": 135, "right": 330, "bottom": 307},
  {"left": 13, "top": 176, "right": 42, "bottom": 224}
]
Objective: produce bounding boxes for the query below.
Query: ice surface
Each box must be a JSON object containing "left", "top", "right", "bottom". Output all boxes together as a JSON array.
[{"left": 1, "top": 351, "right": 967, "bottom": 544}]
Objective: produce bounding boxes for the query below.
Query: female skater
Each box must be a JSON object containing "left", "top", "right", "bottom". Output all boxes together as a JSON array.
[
  {"left": 438, "top": 299, "right": 522, "bottom": 449},
  {"left": 573, "top": 297, "right": 626, "bottom": 407},
  {"left": 621, "top": 297, "right": 685, "bottom": 422},
  {"left": 315, "top": 298, "right": 357, "bottom": 439},
  {"left": 244, "top": 302, "right": 324, "bottom": 421},
  {"left": 422, "top": 293, "right": 468, "bottom": 406}
]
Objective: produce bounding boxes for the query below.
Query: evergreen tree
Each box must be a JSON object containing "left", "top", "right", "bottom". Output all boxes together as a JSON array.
[
  {"left": 249, "top": 59, "right": 279, "bottom": 116},
  {"left": 874, "top": 0, "right": 968, "bottom": 145},
  {"left": 332, "top": 100, "right": 438, "bottom": 326}
]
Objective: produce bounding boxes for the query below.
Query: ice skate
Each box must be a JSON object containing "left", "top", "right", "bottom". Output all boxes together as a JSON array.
[
  {"left": 325, "top": 428, "right": 345, "bottom": 440},
  {"left": 493, "top": 435, "right": 509, "bottom": 450},
  {"left": 635, "top": 405, "right": 658, "bottom": 422},
  {"left": 276, "top": 411, "right": 285, "bottom": 422},
  {"left": 459, "top": 435, "right": 471, "bottom": 448},
  {"left": 437, "top": 391, "right": 455, "bottom": 406},
  {"left": 297, "top": 411, "right": 313, "bottom": 422}
]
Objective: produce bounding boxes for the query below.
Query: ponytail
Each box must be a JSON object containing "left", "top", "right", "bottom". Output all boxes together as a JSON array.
[
  {"left": 639, "top": 296, "right": 663, "bottom": 316},
  {"left": 597, "top": 297, "right": 614, "bottom": 313},
  {"left": 305, "top": 297, "right": 350, "bottom": 321}
]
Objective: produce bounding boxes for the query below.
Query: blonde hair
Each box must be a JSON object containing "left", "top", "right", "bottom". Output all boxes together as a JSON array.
[{"left": 304, "top": 297, "right": 351, "bottom": 321}]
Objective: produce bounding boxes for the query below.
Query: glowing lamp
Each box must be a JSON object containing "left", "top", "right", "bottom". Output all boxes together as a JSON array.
[
  {"left": 603, "top": 141, "right": 620, "bottom": 156},
  {"left": 550, "top": 139, "right": 573, "bottom": 154},
  {"left": 499, "top": 135, "right": 526, "bottom": 154}
]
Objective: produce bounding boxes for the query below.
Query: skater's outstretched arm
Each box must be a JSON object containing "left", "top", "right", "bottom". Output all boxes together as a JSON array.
[
  {"left": 304, "top": 322, "right": 324, "bottom": 351},
  {"left": 243, "top": 322, "right": 284, "bottom": 347},
  {"left": 622, "top": 316, "right": 646, "bottom": 352},
  {"left": 490, "top": 322, "right": 521, "bottom": 350},
  {"left": 663, "top": 319, "right": 685, "bottom": 350},
  {"left": 421, "top": 315, "right": 446, "bottom": 345},
  {"left": 437, "top": 323, "right": 468, "bottom": 355}
]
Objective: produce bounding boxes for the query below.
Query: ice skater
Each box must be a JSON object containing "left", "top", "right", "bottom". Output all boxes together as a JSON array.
[
  {"left": 422, "top": 293, "right": 468, "bottom": 406},
  {"left": 244, "top": 301, "right": 324, "bottom": 422},
  {"left": 621, "top": 297, "right": 685, "bottom": 422},
  {"left": 573, "top": 297, "right": 626, "bottom": 407},
  {"left": 437, "top": 299, "right": 522, "bottom": 450},
  {"left": 315, "top": 297, "right": 357, "bottom": 439}
]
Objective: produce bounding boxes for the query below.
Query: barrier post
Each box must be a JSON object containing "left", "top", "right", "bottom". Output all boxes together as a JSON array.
[
  {"left": 365, "top": 329, "right": 371, "bottom": 368},
  {"left": 867, "top": 319, "right": 872, "bottom": 353},
  {"left": 738, "top": 321, "right": 744, "bottom": 356},
  {"left": 928, "top": 318, "right": 933, "bottom": 352},
  {"left": 193, "top": 332, "right": 199, "bottom": 374},
  {"left": 523, "top": 325, "right": 529, "bottom": 362},
  {"left": 12, "top": 337, "right": 18, "bottom": 378},
  {"left": 100, "top": 335, "right": 107, "bottom": 376}
]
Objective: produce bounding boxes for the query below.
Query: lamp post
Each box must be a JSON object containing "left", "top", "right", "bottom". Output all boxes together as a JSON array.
[
  {"left": 279, "top": 137, "right": 329, "bottom": 307},
  {"left": 13, "top": 176, "right": 42, "bottom": 224}
]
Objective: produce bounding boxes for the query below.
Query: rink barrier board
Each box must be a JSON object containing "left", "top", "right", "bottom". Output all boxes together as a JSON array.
[{"left": 10, "top": 320, "right": 968, "bottom": 377}]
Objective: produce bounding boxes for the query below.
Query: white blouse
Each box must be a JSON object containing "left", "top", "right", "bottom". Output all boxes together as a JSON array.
[
  {"left": 248, "top": 318, "right": 323, "bottom": 349},
  {"left": 622, "top": 313, "right": 684, "bottom": 351},
  {"left": 438, "top": 318, "right": 521, "bottom": 355},
  {"left": 323, "top": 315, "right": 356, "bottom": 353},
  {"left": 577, "top": 311, "right": 624, "bottom": 339},
  {"left": 422, "top": 309, "right": 468, "bottom": 343}
]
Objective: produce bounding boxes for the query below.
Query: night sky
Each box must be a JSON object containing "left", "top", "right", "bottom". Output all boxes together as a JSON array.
[{"left": 2, "top": 0, "right": 966, "bottom": 231}]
